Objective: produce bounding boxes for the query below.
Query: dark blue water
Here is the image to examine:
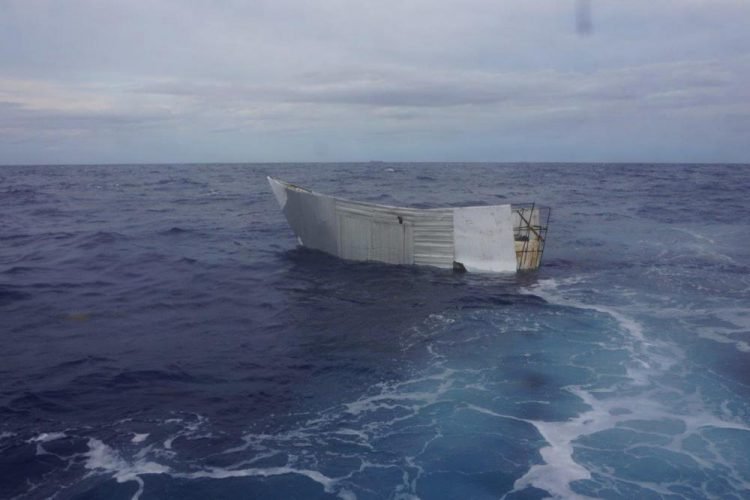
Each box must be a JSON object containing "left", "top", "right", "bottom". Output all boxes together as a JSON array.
[{"left": 1, "top": 163, "right": 749, "bottom": 499}]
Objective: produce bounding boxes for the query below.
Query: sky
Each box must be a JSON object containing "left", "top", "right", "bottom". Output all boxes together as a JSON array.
[{"left": 1, "top": 0, "right": 749, "bottom": 164}]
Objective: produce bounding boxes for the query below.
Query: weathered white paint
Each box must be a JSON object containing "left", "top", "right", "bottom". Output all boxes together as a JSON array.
[
  {"left": 338, "top": 214, "right": 371, "bottom": 261},
  {"left": 267, "top": 177, "right": 546, "bottom": 273},
  {"left": 452, "top": 205, "right": 517, "bottom": 273},
  {"left": 269, "top": 177, "right": 288, "bottom": 209}
]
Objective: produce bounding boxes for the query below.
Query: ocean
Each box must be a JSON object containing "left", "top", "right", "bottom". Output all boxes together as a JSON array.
[{"left": 1, "top": 163, "right": 749, "bottom": 499}]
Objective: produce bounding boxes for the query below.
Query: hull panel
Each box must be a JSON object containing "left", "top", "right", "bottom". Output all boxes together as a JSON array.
[{"left": 268, "top": 177, "right": 548, "bottom": 273}]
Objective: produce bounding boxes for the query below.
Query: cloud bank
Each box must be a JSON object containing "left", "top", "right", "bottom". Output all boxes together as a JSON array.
[{"left": 1, "top": 0, "right": 749, "bottom": 163}]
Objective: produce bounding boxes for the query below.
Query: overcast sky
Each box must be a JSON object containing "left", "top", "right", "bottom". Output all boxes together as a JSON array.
[{"left": 1, "top": 0, "right": 749, "bottom": 164}]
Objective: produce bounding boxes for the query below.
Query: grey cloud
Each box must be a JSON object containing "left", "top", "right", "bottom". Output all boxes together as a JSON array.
[
  {"left": 0, "top": 100, "right": 173, "bottom": 143},
  {"left": 132, "top": 57, "right": 747, "bottom": 115},
  {"left": 2, "top": 0, "right": 750, "bottom": 163}
]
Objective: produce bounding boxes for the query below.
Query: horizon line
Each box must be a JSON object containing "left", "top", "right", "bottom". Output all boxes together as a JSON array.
[{"left": 3, "top": 160, "right": 749, "bottom": 168}]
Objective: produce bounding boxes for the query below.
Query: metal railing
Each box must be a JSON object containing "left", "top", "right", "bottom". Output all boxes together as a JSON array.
[{"left": 511, "top": 204, "right": 551, "bottom": 271}]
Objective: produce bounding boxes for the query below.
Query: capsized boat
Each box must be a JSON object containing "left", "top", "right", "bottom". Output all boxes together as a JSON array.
[{"left": 268, "top": 177, "right": 549, "bottom": 273}]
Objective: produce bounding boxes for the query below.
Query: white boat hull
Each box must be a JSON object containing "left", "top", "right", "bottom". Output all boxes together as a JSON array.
[{"left": 268, "top": 177, "right": 548, "bottom": 273}]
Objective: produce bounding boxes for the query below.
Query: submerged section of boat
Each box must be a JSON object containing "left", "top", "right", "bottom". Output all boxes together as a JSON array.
[{"left": 268, "top": 177, "right": 549, "bottom": 273}]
